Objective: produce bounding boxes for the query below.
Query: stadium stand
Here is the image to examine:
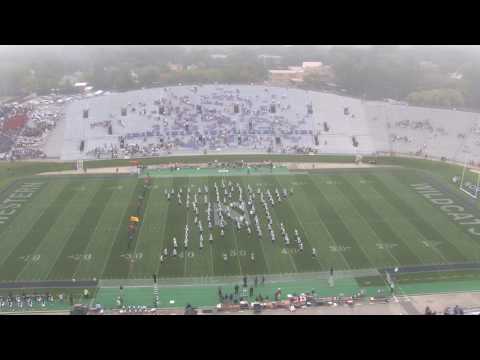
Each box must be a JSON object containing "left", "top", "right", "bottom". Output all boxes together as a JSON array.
[
  {"left": 3, "top": 85, "right": 480, "bottom": 163},
  {"left": 61, "top": 85, "right": 376, "bottom": 160},
  {"left": 0, "top": 134, "right": 13, "bottom": 154},
  {"left": 365, "top": 102, "right": 480, "bottom": 163},
  {"left": 0, "top": 96, "right": 65, "bottom": 160}
]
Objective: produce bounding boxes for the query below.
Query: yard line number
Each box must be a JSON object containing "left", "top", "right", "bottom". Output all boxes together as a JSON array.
[
  {"left": 281, "top": 248, "right": 301, "bottom": 255},
  {"left": 178, "top": 251, "right": 195, "bottom": 259},
  {"left": 421, "top": 240, "right": 442, "bottom": 248},
  {"left": 329, "top": 245, "right": 351, "bottom": 253},
  {"left": 19, "top": 254, "right": 41, "bottom": 263},
  {"left": 121, "top": 252, "right": 143, "bottom": 262},
  {"left": 376, "top": 243, "right": 398, "bottom": 250},
  {"left": 68, "top": 254, "right": 92, "bottom": 261},
  {"left": 229, "top": 249, "right": 247, "bottom": 257}
]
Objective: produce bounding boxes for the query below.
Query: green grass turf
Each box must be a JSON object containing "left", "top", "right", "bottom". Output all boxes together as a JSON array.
[
  {"left": 94, "top": 277, "right": 386, "bottom": 309},
  {"left": 142, "top": 165, "right": 291, "bottom": 178},
  {"left": 0, "top": 164, "right": 480, "bottom": 287}
]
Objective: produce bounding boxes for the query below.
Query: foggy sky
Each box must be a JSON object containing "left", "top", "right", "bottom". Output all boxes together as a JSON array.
[{"left": 1, "top": 45, "right": 479, "bottom": 53}]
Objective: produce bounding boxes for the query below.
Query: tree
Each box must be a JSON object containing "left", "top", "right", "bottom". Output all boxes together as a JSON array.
[
  {"left": 459, "top": 60, "right": 480, "bottom": 108},
  {"left": 406, "top": 88, "right": 465, "bottom": 108},
  {"left": 135, "top": 66, "right": 161, "bottom": 87},
  {"left": 112, "top": 66, "right": 135, "bottom": 91}
]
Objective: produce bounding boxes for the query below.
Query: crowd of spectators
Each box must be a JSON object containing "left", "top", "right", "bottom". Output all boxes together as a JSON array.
[
  {"left": 0, "top": 95, "right": 64, "bottom": 160},
  {"left": 443, "top": 305, "right": 465, "bottom": 315},
  {"left": 425, "top": 305, "right": 467, "bottom": 315},
  {"left": 387, "top": 118, "right": 454, "bottom": 158},
  {"left": 78, "top": 86, "right": 319, "bottom": 159},
  {"left": 87, "top": 141, "right": 176, "bottom": 159}
]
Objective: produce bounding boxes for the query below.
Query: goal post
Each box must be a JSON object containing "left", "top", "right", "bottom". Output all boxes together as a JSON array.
[
  {"left": 76, "top": 159, "right": 84, "bottom": 172},
  {"left": 459, "top": 153, "right": 480, "bottom": 199},
  {"left": 355, "top": 153, "right": 363, "bottom": 165}
]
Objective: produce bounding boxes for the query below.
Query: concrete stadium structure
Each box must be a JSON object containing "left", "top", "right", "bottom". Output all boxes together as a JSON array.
[{"left": 57, "top": 85, "right": 480, "bottom": 163}]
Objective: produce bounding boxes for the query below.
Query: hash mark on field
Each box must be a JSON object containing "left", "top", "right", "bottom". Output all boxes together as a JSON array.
[
  {"left": 309, "top": 176, "right": 376, "bottom": 269},
  {"left": 0, "top": 183, "right": 62, "bottom": 272},
  {"left": 365, "top": 179, "right": 449, "bottom": 265},
  {"left": 296, "top": 176, "right": 352, "bottom": 271},
  {"left": 277, "top": 176, "right": 324, "bottom": 270},
  {"left": 96, "top": 183, "right": 138, "bottom": 280}
]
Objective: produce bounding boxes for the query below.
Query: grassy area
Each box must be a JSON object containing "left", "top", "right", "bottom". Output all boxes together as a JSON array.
[
  {"left": 0, "top": 154, "right": 479, "bottom": 310},
  {"left": 0, "top": 166, "right": 479, "bottom": 282},
  {"left": 94, "top": 277, "right": 387, "bottom": 309},
  {"left": 0, "top": 161, "right": 73, "bottom": 190}
]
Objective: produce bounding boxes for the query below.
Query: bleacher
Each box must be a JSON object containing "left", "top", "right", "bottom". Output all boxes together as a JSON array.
[
  {"left": 59, "top": 85, "right": 480, "bottom": 162},
  {"left": 61, "top": 85, "right": 378, "bottom": 160},
  {"left": 365, "top": 102, "right": 479, "bottom": 161},
  {"left": 0, "top": 134, "right": 13, "bottom": 154}
]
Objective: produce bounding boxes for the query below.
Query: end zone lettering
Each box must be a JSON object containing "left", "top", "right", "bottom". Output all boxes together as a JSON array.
[
  {"left": 0, "top": 183, "right": 44, "bottom": 225},
  {"left": 411, "top": 183, "right": 480, "bottom": 236}
]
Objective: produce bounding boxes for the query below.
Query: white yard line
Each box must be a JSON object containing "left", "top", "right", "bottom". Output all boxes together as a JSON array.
[
  {"left": 254, "top": 230, "right": 273, "bottom": 274},
  {"left": 96, "top": 183, "right": 139, "bottom": 280},
  {"left": 239, "top": 181, "right": 272, "bottom": 274},
  {"left": 71, "top": 185, "right": 128, "bottom": 280},
  {"left": 286, "top": 196, "right": 329, "bottom": 270},
  {"left": 127, "top": 182, "right": 156, "bottom": 279},
  {"left": 301, "top": 176, "right": 352, "bottom": 271},
  {"left": 183, "top": 180, "right": 190, "bottom": 277},
  {"left": 276, "top": 176, "right": 329, "bottom": 270},
  {"left": 218, "top": 176, "right": 243, "bottom": 274},
  {"left": 208, "top": 241, "right": 215, "bottom": 276},
  {"left": 338, "top": 177, "right": 401, "bottom": 267},
  {"left": 18, "top": 184, "right": 97, "bottom": 282},
  {"left": 310, "top": 176, "right": 389, "bottom": 271},
  {"left": 152, "top": 181, "right": 173, "bottom": 276},
  {"left": 229, "top": 216, "right": 244, "bottom": 275},
  {"left": 0, "top": 182, "right": 65, "bottom": 272},
  {"left": 285, "top": 246, "right": 299, "bottom": 273},
  {"left": 367, "top": 182, "right": 450, "bottom": 265},
  {"left": 198, "top": 179, "right": 216, "bottom": 278},
  {"left": 252, "top": 181, "right": 296, "bottom": 274}
]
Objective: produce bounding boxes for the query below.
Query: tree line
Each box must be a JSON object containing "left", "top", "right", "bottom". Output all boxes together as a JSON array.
[{"left": 2, "top": 45, "right": 480, "bottom": 110}]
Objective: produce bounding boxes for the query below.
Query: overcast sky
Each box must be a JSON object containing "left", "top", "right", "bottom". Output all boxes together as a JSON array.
[{"left": 0, "top": 45, "right": 479, "bottom": 55}]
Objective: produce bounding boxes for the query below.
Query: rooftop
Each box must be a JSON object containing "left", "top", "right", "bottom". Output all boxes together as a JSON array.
[
  {"left": 288, "top": 66, "right": 304, "bottom": 72},
  {"left": 269, "top": 69, "right": 301, "bottom": 74},
  {"left": 302, "top": 61, "right": 323, "bottom": 68}
]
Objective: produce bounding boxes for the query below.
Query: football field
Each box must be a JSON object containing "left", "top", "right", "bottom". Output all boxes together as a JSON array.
[{"left": 1, "top": 166, "right": 480, "bottom": 284}]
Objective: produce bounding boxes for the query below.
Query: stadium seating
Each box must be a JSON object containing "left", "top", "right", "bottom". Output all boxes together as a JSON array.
[
  {"left": 58, "top": 85, "right": 480, "bottom": 163},
  {"left": 0, "top": 134, "right": 13, "bottom": 154},
  {"left": 365, "top": 102, "right": 479, "bottom": 162},
  {"left": 61, "top": 85, "right": 375, "bottom": 160}
]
